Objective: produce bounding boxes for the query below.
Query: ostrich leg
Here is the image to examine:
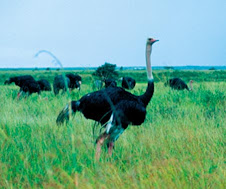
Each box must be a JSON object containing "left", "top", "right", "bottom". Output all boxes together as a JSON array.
[
  {"left": 95, "top": 114, "right": 115, "bottom": 160},
  {"left": 17, "top": 91, "right": 23, "bottom": 100},
  {"left": 95, "top": 133, "right": 109, "bottom": 160},
  {"left": 108, "top": 142, "right": 114, "bottom": 156}
]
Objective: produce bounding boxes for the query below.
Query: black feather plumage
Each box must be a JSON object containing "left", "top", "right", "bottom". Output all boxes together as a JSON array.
[
  {"left": 37, "top": 79, "right": 52, "bottom": 91},
  {"left": 165, "top": 77, "right": 189, "bottom": 90},
  {"left": 5, "top": 75, "right": 41, "bottom": 97},
  {"left": 121, "top": 77, "right": 136, "bottom": 90},
  {"left": 104, "top": 78, "right": 117, "bottom": 88},
  {"left": 53, "top": 73, "right": 82, "bottom": 95}
]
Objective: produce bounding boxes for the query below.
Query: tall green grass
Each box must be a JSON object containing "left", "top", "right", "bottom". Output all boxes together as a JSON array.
[{"left": 0, "top": 71, "right": 225, "bottom": 188}]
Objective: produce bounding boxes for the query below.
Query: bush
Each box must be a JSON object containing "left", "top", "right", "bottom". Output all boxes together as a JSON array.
[{"left": 92, "top": 62, "right": 119, "bottom": 80}]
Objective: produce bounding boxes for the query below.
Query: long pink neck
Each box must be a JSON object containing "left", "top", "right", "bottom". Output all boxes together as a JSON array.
[
  {"left": 140, "top": 42, "right": 154, "bottom": 106},
  {"left": 146, "top": 44, "right": 153, "bottom": 80}
]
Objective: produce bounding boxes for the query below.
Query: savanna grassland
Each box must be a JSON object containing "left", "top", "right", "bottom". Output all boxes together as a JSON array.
[{"left": 0, "top": 69, "right": 225, "bottom": 188}]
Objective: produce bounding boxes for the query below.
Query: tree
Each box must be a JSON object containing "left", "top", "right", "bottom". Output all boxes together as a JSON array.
[
  {"left": 33, "top": 67, "right": 38, "bottom": 71},
  {"left": 164, "top": 66, "right": 174, "bottom": 70},
  {"left": 92, "top": 62, "right": 119, "bottom": 80},
  {"left": 209, "top": 67, "right": 215, "bottom": 70}
]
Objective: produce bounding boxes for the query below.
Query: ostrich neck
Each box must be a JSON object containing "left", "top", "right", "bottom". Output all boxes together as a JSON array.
[
  {"left": 140, "top": 43, "right": 154, "bottom": 106},
  {"left": 146, "top": 44, "right": 153, "bottom": 80}
]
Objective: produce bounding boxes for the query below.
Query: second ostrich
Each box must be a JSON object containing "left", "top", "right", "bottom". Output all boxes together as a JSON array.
[
  {"left": 4, "top": 75, "right": 41, "bottom": 99},
  {"left": 104, "top": 78, "right": 117, "bottom": 88},
  {"left": 165, "top": 78, "right": 193, "bottom": 91},
  {"left": 121, "top": 76, "right": 136, "bottom": 90},
  {"left": 56, "top": 38, "right": 158, "bottom": 159},
  {"left": 53, "top": 73, "right": 82, "bottom": 95},
  {"left": 37, "top": 79, "right": 52, "bottom": 91}
]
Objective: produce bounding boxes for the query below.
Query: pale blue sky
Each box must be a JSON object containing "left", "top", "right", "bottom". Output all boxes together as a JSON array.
[{"left": 0, "top": 0, "right": 225, "bottom": 68}]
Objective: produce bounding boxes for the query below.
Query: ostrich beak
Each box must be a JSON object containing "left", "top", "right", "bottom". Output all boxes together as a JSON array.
[{"left": 151, "top": 39, "right": 159, "bottom": 44}]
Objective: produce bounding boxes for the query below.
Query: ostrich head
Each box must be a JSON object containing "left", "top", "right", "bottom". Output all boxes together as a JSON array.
[{"left": 147, "top": 38, "right": 159, "bottom": 45}]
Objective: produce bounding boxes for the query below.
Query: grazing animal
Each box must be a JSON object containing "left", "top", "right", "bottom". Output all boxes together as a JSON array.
[
  {"left": 37, "top": 79, "right": 52, "bottom": 91},
  {"left": 104, "top": 78, "right": 117, "bottom": 88},
  {"left": 65, "top": 73, "right": 82, "bottom": 90},
  {"left": 53, "top": 74, "right": 82, "bottom": 95},
  {"left": 165, "top": 78, "right": 193, "bottom": 91},
  {"left": 53, "top": 75, "right": 70, "bottom": 95},
  {"left": 4, "top": 75, "right": 41, "bottom": 99},
  {"left": 56, "top": 38, "right": 158, "bottom": 159},
  {"left": 121, "top": 76, "right": 136, "bottom": 90}
]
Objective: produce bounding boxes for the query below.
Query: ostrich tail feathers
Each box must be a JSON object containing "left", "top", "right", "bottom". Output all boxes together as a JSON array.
[
  {"left": 56, "top": 104, "right": 70, "bottom": 125},
  {"left": 56, "top": 101, "right": 77, "bottom": 125}
]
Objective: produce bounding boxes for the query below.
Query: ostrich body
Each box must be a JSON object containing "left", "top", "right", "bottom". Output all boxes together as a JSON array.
[
  {"left": 53, "top": 74, "right": 82, "bottom": 95},
  {"left": 104, "top": 78, "right": 117, "bottom": 88},
  {"left": 166, "top": 78, "right": 193, "bottom": 91},
  {"left": 37, "top": 79, "right": 52, "bottom": 91},
  {"left": 56, "top": 38, "right": 158, "bottom": 158},
  {"left": 121, "top": 76, "right": 136, "bottom": 90},
  {"left": 53, "top": 75, "right": 70, "bottom": 95},
  {"left": 4, "top": 75, "right": 34, "bottom": 85},
  {"left": 4, "top": 75, "right": 41, "bottom": 98},
  {"left": 65, "top": 73, "right": 82, "bottom": 90}
]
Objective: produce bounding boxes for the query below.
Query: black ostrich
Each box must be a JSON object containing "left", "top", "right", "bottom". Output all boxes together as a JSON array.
[
  {"left": 37, "top": 79, "right": 52, "bottom": 91},
  {"left": 4, "top": 75, "right": 41, "bottom": 99},
  {"left": 65, "top": 73, "right": 82, "bottom": 90},
  {"left": 165, "top": 78, "right": 193, "bottom": 91},
  {"left": 121, "top": 76, "right": 136, "bottom": 90},
  {"left": 53, "top": 74, "right": 82, "bottom": 95},
  {"left": 53, "top": 75, "right": 70, "bottom": 95},
  {"left": 104, "top": 78, "right": 117, "bottom": 88},
  {"left": 56, "top": 38, "right": 158, "bottom": 159}
]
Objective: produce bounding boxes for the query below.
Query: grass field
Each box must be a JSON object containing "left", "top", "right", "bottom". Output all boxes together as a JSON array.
[{"left": 0, "top": 70, "right": 225, "bottom": 188}]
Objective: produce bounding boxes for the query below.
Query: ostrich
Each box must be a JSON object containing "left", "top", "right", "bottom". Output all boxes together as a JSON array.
[
  {"left": 56, "top": 38, "right": 158, "bottom": 159},
  {"left": 37, "top": 79, "right": 52, "bottom": 91},
  {"left": 65, "top": 73, "right": 82, "bottom": 91},
  {"left": 121, "top": 76, "right": 136, "bottom": 90},
  {"left": 53, "top": 74, "right": 82, "bottom": 95},
  {"left": 104, "top": 78, "right": 117, "bottom": 88},
  {"left": 165, "top": 78, "right": 193, "bottom": 91},
  {"left": 4, "top": 75, "right": 41, "bottom": 99},
  {"left": 53, "top": 75, "right": 70, "bottom": 95}
]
